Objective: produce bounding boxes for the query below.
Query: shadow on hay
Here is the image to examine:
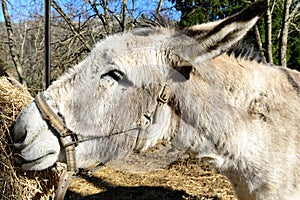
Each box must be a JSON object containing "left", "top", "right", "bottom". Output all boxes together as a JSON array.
[{"left": 65, "top": 174, "right": 220, "bottom": 200}]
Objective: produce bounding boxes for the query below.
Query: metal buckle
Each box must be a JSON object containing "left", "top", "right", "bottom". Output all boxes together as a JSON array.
[
  {"left": 157, "top": 85, "right": 171, "bottom": 104},
  {"left": 60, "top": 131, "right": 80, "bottom": 147}
]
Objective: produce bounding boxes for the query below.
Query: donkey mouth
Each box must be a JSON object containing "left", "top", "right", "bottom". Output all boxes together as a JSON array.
[{"left": 13, "top": 152, "right": 56, "bottom": 170}]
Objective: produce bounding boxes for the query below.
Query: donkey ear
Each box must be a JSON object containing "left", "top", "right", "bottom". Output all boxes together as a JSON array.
[{"left": 180, "top": 0, "right": 267, "bottom": 63}]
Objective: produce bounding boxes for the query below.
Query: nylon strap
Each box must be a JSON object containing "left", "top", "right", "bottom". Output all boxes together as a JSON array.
[
  {"left": 133, "top": 84, "right": 171, "bottom": 152},
  {"left": 55, "top": 171, "right": 73, "bottom": 200},
  {"left": 35, "top": 93, "right": 78, "bottom": 200},
  {"left": 35, "top": 93, "right": 78, "bottom": 172}
]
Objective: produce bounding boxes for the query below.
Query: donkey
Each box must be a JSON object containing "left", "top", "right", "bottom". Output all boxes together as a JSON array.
[{"left": 12, "top": 1, "right": 300, "bottom": 199}]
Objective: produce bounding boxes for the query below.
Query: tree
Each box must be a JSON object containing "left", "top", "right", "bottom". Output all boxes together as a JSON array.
[
  {"left": 1, "top": 0, "right": 24, "bottom": 84},
  {"left": 279, "top": 0, "right": 300, "bottom": 67},
  {"left": 265, "top": 0, "right": 273, "bottom": 64},
  {"left": 121, "top": 0, "right": 127, "bottom": 31}
]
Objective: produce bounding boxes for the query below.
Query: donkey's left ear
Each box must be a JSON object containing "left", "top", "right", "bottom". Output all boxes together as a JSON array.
[{"left": 180, "top": 0, "right": 267, "bottom": 63}]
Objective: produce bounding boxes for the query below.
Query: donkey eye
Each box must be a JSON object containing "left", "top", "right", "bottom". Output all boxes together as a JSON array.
[{"left": 101, "top": 69, "right": 124, "bottom": 82}]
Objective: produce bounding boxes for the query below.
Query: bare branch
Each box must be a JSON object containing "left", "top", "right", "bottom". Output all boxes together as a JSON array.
[
  {"left": 270, "top": 0, "right": 276, "bottom": 13},
  {"left": 51, "top": 0, "right": 92, "bottom": 51},
  {"left": 254, "top": 25, "right": 267, "bottom": 64},
  {"left": 156, "top": 0, "right": 163, "bottom": 16},
  {"left": 289, "top": 1, "right": 300, "bottom": 23},
  {"left": 291, "top": 22, "right": 300, "bottom": 33},
  {"left": 86, "top": 0, "right": 110, "bottom": 34}
]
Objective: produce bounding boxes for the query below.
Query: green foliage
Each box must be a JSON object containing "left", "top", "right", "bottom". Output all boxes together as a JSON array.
[
  {"left": 286, "top": 3, "right": 300, "bottom": 70},
  {"left": 287, "top": 32, "right": 300, "bottom": 70},
  {"left": 170, "top": 0, "right": 248, "bottom": 27}
]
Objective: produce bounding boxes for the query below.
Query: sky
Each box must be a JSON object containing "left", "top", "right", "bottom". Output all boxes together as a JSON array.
[
  {"left": 0, "top": 0, "right": 180, "bottom": 22},
  {"left": 0, "top": 0, "right": 44, "bottom": 22}
]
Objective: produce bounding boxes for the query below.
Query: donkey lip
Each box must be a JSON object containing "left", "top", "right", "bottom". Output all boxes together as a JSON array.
[
  {"left": 13, "top": 153, "right": 27, "bottom": 165},
  {"left": 13, "top": 152, "right": 55, "bottom": 165}
]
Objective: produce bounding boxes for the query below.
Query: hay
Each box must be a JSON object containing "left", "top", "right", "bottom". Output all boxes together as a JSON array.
[
  {"left": 67, "top": 157, "right": 237, "bottom": 200},
  {"left": 0, "top": 76, "right": 58, "bottom": 199}
]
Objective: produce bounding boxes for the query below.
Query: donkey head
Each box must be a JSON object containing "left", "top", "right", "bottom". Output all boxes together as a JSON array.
[{"left": 13, "top": 1, "right": 267, "bottom": 171}]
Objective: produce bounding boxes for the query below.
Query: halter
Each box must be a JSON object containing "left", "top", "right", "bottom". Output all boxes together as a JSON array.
[
  {"left": 133, "top": 84, "right": 172, "bottom": 151},
  {"left": 34, "top": 84, "right": 171, "bottom": 200},
  {"left": 35, "top": 93, "right": 80, "bottom": 200}
]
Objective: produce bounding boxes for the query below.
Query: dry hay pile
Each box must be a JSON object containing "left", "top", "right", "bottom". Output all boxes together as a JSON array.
[
  {"left": 67, "top": 157, "right": 237, "bottom": 200},
  {"left": 0, "top": 76, "right": 58, "bottom": 199}
]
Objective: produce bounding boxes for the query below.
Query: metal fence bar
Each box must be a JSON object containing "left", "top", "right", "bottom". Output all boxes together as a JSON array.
[{"left": 45, "top": 0, "right": 51, "bottom": 89}]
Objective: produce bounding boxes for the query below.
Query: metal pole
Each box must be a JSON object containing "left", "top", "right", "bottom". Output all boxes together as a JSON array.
[{"left": 45, "top": 0, "right": 51, "bottom": 89}]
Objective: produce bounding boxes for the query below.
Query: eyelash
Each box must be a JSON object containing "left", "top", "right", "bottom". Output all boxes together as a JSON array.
[{"left": 101, "top": 69, "right": 124, "bottom": 82}]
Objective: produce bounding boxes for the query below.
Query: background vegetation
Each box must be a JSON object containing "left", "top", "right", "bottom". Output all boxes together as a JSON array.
[{"left": 1, "top": 0, "right": 299, "bottom": 94}]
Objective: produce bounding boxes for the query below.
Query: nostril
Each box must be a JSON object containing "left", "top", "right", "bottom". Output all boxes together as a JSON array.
[{"left": 13, "top": 129, "right": 27, "bottom": 144}]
